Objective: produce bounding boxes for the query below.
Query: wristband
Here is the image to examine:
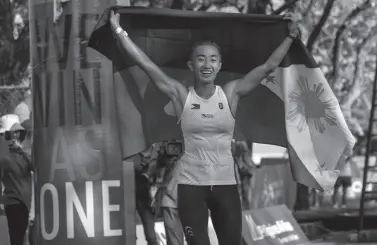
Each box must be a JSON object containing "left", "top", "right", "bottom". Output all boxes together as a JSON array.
[{"left": 115, "top": 26, "right": 128, "bottom": 36}]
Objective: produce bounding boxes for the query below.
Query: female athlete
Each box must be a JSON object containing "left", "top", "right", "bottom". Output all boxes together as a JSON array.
[{"left": 110, "top": 11, "right": 299, "bottom": 245}]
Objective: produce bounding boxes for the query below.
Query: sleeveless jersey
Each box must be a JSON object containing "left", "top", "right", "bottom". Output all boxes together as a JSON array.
[{"left": 178, "top": 86, "right": 237, "bottom": 186}]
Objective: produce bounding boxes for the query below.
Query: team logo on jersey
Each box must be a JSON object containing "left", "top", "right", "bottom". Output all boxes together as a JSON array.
[
  {"left": 191, "top": 103, "right": 200, "bottom": 109},
  {"left": 201, "top": 113, "right": 214, "bottom": 118},
  {"left": 219, "top": 102, "right": 223, "bottom": 109}
]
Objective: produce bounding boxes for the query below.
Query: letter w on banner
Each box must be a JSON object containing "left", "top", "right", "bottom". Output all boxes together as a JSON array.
[{"left": 88, "top": 7, "right": 355, "bottom": 191}]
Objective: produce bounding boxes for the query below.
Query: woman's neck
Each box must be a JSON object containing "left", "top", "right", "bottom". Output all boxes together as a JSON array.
[{"left": 194, "top": 83, "right": 216, "bottom": 99}]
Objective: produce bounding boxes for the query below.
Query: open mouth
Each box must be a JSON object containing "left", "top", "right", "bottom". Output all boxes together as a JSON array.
[{"left": 201, "top": 70, "right": 213, "bottom": 76}]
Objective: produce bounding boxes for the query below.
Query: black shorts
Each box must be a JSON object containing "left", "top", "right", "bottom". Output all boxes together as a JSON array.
[{"left": 335, "top": 176, "right": 352, "bottom": 188}]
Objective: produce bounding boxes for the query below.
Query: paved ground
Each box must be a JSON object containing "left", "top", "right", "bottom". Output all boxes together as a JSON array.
[{"left": 294, "top": 203, "right": 377, "bottom": 243}]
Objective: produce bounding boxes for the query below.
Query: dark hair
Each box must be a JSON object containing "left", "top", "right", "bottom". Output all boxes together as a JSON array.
[{"left": 190, "top": 40, "right": 222, "bottom": 61}]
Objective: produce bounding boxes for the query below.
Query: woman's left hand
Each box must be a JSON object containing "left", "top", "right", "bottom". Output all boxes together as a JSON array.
[{"left": 283, "top": 12, "right": 299, "bottom": 38}]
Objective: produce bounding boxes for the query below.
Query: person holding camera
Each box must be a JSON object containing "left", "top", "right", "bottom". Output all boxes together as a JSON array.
[
  {"left": 134, "top": 145, "right": 159, "bottom": 245},
  {"left": 151, "top": 141, "right": 184, "bottom": 245},
  {"left": 232, "top": 140, "right": 255, "bottom": 210},
  {"left": 0, "top": 122, "right": 33, "bottom": 245}
]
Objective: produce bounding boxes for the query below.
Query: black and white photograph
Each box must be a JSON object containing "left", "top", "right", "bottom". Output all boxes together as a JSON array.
[{"left": 1, "top": 0, "right": 377, "bottom": 245}]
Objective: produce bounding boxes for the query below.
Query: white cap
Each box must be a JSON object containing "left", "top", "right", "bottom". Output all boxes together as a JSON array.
[{"left": 0, "top": 114, "right": 22, "bottom": 133}]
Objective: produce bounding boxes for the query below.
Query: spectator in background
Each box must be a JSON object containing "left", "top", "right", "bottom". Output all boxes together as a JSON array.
[
  {"left": 310, "top": 188, "right": 323, "bottom": 209},
  {"left": 206, "top": 3, "right": 240, "bottom": 13},
  {"left": 130, "top": 0, "right": 249, "bottom": 13},
  {"left": 13, "top": 90, "right": 34, "bottom": 245},
  {"left": 151, "top": 0, "right": 174, "bottom": 8},
  {"left": 132, "top": 0, "right": 151, "bottom": 7},
  {"left": 131, "top": 0, "right": 174, "bottom": 8},
  {"left": 13, "top": 88, "right": 32, "bottom": 132},
  {"left": 332, "top": 157, "right": 353, "bottom": 208},
  {"left": 232, "top": 140, "right": 255, "bottom": 210},
  {"left": 0, "top": 122, "right": 33, "bottom": 245},
  {"left": 151, "top": 142, "right": 184, "bottom": 245},
  {"left": 134, "top": 146, "right": 159, "bottom": 245}
]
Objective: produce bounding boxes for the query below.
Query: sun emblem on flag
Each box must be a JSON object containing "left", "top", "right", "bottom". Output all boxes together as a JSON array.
[{"left": 286, "top": 76, "right": 338, "bottom": 133}]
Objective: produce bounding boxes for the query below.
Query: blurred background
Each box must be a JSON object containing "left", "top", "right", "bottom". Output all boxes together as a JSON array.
[
  {"left": 0, "top": 0, "right": 377, "bottom": 212},
  {"left": 1, "top": 0, "right": 377, "bottom": 243},
  {"left": 1, "top": 0, "right": 377, "bottom": 146},
  {"left": 2, "top": 0, "right": 377, "bottom": 210}
]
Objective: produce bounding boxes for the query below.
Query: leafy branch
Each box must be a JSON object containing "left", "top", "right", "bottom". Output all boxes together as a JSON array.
[
  {"left": 329, "top": 0, "right": 371, "bottom": 87},
  {"left": 306, "top": 0, "right": 336, "bottom": 52},
  {"left": 272, "top": 0, "right": 301, "bottom": 15}
]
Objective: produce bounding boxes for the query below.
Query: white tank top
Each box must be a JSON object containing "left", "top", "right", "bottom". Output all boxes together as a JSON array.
[{"left": 177, "top": 86, "right": 237, "bottom": 186}]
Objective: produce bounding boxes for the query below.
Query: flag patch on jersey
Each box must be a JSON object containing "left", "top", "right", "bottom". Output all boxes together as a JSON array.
[
  {"left": 191, "top": 104, "right": 200, "bottom": 109},
  {"left": 219, "top": 103, "right": 223, "bottom": 109}
]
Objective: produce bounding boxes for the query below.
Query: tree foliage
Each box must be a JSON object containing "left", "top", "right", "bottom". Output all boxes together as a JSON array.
[
  {"left": 1, "top": 0, "right": 376, "bottom": 136},
  {"left": 1, "top": 0, "right": 375, "bottom": 212},
  {"left": 0, "top": 0, "right": 30, "bottom": 86},
  {"left": 295, "top": 0, "right": 377, "bottom": 137}
]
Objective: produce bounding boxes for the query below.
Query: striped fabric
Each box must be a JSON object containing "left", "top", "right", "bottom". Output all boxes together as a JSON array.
[{"left": 178, "top": 86, "right": 237, "bottom": 186}]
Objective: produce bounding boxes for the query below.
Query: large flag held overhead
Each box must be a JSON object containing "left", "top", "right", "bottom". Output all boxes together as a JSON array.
[{"left": 88, "top": 7, "right": 355, "bottom": 191}]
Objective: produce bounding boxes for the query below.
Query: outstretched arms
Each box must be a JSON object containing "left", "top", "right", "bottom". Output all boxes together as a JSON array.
[
  {"left": 110, "top": 11, "right": 188, "bottom": 102},
  {"left": 224, "top": 13, "right": 299, "bottom": 101}
]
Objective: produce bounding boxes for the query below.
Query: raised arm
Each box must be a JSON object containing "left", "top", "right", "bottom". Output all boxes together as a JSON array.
[
  {"left": 110, "top": 11, "right": 187, "bottom": 101},
  {"left": 224, "top": 13, "right": 299, "bottom": 100},
  {"left": 19, "top": 150, "right": 33, "bottom": 172},
  {"left": 8, "top": 141, "right": 33, "bottom": 172}
]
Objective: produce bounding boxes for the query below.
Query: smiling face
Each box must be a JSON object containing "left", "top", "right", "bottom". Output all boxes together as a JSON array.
[{"left": 188, "top": 43, "right": 222, "bottom": 85}]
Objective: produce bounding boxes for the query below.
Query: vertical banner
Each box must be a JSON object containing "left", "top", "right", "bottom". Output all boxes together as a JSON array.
[
  {"left": 29, "top": 0, "right": 131, "bottom": 244},
  {"left": 251, "top": 158, "right": 297, "bottom": 210}
]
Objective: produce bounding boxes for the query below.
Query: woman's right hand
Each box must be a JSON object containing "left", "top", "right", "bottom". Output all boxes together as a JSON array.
[
  {"left": 110, "top": 10, "right": 120, "bottom": 31},
  {"left": 8, "top": 140, "right": 23, "bottom": 154}
]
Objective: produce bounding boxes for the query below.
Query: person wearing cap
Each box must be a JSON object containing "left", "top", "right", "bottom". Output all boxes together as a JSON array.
[
  {"left": 332, "top": 157, "right": 354, "bottom": 208},
  {"left": 13, "top": 89, "right": 32, "bottom": 133},
  {"left": 151, "top": 142, "right": 184, "bottom": 245},
  {"left": 0, "top": 122, "right": 33, "bottom": 245},
  {"left": 232, "top": 140, "right": 255, "bottom": 210}
]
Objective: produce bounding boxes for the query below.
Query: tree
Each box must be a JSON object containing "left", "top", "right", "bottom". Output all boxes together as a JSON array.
[
  {"left": 297, "top": 0, "right": 377, "bottom": 136},
  {"left": 293, "top": 0, "right": 377, "bottom": 210},
  {"left": 0, "top": 0, "right": 30, "bottom": 86},
  {"left": 306, "top": 0, "right": 336, "bottom": 52},
  {"left": 329, "top": 0, "right": 372, "bottom": 88},
  {"left": 2, "top": 0, "right": 376, "bottom": 210}
]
